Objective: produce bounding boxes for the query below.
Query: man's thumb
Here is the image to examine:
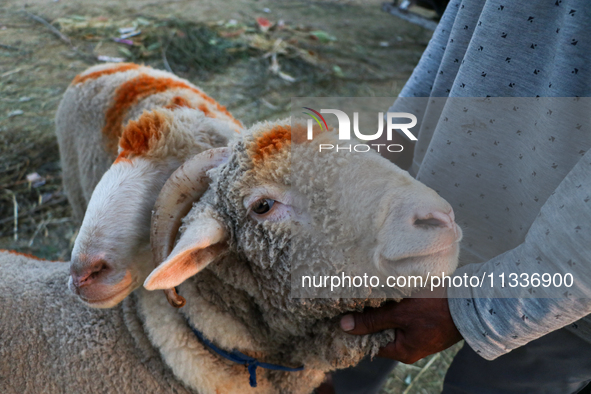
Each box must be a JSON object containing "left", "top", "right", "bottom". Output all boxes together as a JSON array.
[{"left": 340, "top": 303, "right": 399, "bottom": 335}]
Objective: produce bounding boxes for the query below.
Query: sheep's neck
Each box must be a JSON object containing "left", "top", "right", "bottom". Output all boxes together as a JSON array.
[
  {"left": 183, "top": 315, "right": 304, "bottom": 388},
  {"left": 134, "top": 285, "right": 325, "bottom": 394}
]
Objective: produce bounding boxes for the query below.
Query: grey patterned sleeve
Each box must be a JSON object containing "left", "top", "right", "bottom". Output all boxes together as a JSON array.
[{"left": 447, "top": 150, "right": 591, "bottom": 360}]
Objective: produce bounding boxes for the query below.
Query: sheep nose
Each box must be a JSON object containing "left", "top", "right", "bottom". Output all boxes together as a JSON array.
[
  {"left": 70, "top": 259, "right": 111, "bottom": 289},
  {"left": 414, "top": 209, "right": 455, "bottom": 229}
]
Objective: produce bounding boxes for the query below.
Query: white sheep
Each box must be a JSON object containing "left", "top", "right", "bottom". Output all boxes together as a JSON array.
[
  {"left": 140, "top": 118, "right": 462, "bottom": 390},
  {"left": 0, "top": 119, "right": 461, "bottom": 393},
  {"left": 57, "top": 64, "right": 241, "bottom": 307},
  {"left": 0, "top": 250, "right": 309, "bottom": 393},
  {"left": 55, "top": 62, "right": 242, "bottom": 222}
]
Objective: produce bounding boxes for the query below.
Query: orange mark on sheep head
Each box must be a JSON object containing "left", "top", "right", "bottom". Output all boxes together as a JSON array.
[
  {"left": 248, "top": 122, "right": 333, "bottom": 163},
  {"left": 250, "top": 125, "right": 292, "bottom": 162},
  {"left": 249, "top": 122, "right": 327, "bottom": 162}
]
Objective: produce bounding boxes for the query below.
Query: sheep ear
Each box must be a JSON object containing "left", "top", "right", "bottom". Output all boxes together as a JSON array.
[{"left": 144, "top": 217, "right": 227, "bottom": 290}]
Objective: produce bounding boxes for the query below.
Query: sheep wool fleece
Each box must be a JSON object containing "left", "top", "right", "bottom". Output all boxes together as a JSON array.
[
  {"left": 0, "top": 251, "right": 195, "bottom": 394},
  {"left": 55, "top": 62, "right": 241, "bottom": 222}
]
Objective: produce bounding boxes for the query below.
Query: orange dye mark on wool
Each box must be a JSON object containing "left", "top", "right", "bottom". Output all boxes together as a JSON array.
[
  {"left": 164, "top": 96, "right": 194, "bottom": 110},
  {"left": 102, "top": 74, "right": 240, "bottom": 152},
  {"left": 198, "top": 103, "right": 217, "bottom": 118},
  {"left": 0, "top": 249, "right": 46, "bottom": 261},
  {"left": 163, "top": 96, "right": 217, "bottom": 118},
  {"left": 250, "top": 122, "right": 326, "bottom": 162},
  {"left": 251, "top": 125, "right": 292, "bottom": 162},
  {"left": 113, "top": 155, "right": 133, "bottom": 165},
  {"left": 72, "top": 63, "right": 141, "bottom": 85},
  {"left": 115, "top": 110, "right": 167, "bottom": 162}
]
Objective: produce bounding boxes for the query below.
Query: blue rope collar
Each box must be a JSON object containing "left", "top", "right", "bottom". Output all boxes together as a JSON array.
[{"left": 184, "top": 316, "right": 305, "bottom": 387}]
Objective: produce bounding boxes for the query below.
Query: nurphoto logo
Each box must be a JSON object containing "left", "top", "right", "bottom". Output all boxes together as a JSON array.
[{"left": 302, "top": 107, "right": 417, "bottom": 153}]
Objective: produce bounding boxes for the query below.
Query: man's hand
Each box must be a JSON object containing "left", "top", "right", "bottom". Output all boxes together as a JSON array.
[{"left": 340, "top": 287, "right": 463, "bottom": 364}]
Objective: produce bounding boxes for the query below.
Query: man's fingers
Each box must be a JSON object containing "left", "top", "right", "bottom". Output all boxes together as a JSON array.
[
  {"left": 376, "top": 341, "right": 413, "bottom": 362},
  {"left": 376, "top": 342, "right": 398, "bottom": 359},
  {"left": 376, "top": 340, "right": 421, "bottom": 364},
  {"left": 340, "top": 302, "right": 402, "bottom": 335}
]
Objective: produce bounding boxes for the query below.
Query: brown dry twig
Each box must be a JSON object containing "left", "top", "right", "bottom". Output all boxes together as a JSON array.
[
  {"left": 0, "top": 196, "right": 67, "bottom": 226},
  {"left": 21, "top": 10, "right": 95, "bottom": 62},
  {"left": 0, "top": 174, "right": 60, "bottom": 190},
  {"left": 402, "top": 353, "right": 441, "bottom": 394},
  {"left": 0, "top": 43, "right": 20, "bottom": 51},
  {"left": 22, "top": 9, "right": 73, "bottom": 47},
  {"left": 1, "top": 68, "right": 23, "bottom": 78},
  {"left": 2, "top": 190, "right": 19, "bottom": 241}
]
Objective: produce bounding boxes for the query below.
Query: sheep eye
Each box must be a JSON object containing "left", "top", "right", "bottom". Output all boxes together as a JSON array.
[{"left": 252, "top": 199, "right": 275, "bottom": 215}]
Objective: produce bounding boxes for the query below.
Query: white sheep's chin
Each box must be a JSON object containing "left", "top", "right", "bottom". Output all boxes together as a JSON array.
[
  {"left": 69, "top": 270, "right": 137, "bottom": 309},
  {"left": 378, "top": 240, "right": 461, "bottom": 281},
  {"left": 78, "top": 284, "right": 134, "bottom": 309}
]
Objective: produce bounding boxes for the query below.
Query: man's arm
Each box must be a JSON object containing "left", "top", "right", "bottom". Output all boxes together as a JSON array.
[{"left": 445, "top": 149, "right": 591, "bottom": 359}]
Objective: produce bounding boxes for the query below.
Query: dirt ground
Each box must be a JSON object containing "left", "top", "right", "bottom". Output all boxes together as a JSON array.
[{"left": 0, "top": 0, "right": 460, "bottom": 392}]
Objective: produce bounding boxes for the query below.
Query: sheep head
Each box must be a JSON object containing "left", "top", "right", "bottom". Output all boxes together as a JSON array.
[
  {"left": 144, "top": 119, "right": 461, "bottom": 373},
  {"left": 69, "top": 107, "right": 236, "bottom": 308}
]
